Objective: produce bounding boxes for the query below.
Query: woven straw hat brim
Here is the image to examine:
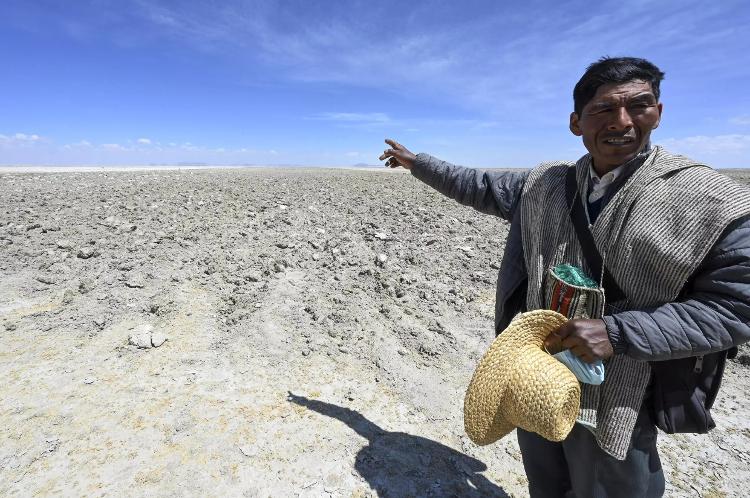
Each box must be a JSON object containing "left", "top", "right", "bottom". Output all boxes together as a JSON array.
[{"left": 464, "top": 310, "right": 581, "bottom": 444}]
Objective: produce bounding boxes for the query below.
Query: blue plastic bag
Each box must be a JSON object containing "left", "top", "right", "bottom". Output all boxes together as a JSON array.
[{"left": 553, "top": 349, "right": 605, "bottom": 385}]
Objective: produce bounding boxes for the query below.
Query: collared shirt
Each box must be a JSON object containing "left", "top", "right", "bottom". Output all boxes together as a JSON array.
[
  {"left": 585, "top": 144, "right": 653, "bottom": 224},
  {"left": 589, "top": 163, "right": 626, "bottom": 203}
]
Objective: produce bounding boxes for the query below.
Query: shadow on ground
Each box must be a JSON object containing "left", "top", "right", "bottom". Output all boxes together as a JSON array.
[{"left": 288, "top": 393, "right": 509, "bottom": 497}]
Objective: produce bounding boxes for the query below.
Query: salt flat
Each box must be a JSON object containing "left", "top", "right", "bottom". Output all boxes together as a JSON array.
[{"left": 1, "top": 167, "right": 749, "bottom": 497}]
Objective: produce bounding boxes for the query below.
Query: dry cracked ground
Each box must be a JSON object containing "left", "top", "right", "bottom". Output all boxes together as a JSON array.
[{"left": 1, "top": 167, "right": 749, "bottom": 497}]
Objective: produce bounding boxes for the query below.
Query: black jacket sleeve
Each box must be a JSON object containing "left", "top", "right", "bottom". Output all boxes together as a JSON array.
[
  {"left": 604, "top": 216, "right": 750, "bottom": 361},
  {"left": 410, "top": 153, "right": 529, "bottom": 221}
]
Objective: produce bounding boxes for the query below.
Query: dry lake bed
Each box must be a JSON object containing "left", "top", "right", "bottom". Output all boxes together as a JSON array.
[{"left": 2, "top": 167, "right": 749, "bottom": 497}]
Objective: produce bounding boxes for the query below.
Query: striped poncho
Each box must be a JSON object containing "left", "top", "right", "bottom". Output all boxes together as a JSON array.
[{"left": 519, "top": 146, "right": 750, "bottom": 459}]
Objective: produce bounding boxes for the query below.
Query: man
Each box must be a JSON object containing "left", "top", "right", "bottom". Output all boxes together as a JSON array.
[{"left": 379, "top": 57, "right": 750, "bottom": 497}]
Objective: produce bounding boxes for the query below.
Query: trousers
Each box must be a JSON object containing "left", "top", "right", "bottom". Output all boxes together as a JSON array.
[{"left": 516, "top": 406, "right": 665, "bottom": 498}]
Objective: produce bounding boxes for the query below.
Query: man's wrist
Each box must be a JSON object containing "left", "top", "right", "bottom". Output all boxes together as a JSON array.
[
  {"left": 602, "top": 315, "right": 628, "bottom": 355},
  {"left": 409, "top": 153, "right": 436, "bottom": 183},
  {"left": 410, "top": 152, "right": 429, "bottom": 171}
]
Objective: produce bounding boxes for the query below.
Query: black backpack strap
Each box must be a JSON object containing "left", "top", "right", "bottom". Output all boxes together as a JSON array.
[{"left": 564, "top": 166, "right": 626, "bottom": 302}]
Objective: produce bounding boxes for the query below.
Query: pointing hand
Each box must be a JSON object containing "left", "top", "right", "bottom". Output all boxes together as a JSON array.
[{"left": 379, "top": 139, "right": 416, "bottom": 170}]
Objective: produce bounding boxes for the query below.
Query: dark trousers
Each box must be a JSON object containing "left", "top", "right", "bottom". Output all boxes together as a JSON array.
[{"left": 517, "top": 408, "right": 665, "bottom": 498}]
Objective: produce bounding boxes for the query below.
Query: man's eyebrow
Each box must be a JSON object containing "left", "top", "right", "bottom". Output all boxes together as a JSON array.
[
  {"left": 629, "top": 93, "right": 657, "bottom": 101},
  {"left": 588, "top": 92, "right": 657, "bottom": 109}
]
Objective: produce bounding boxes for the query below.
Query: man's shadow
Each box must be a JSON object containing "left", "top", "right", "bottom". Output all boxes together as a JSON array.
[{"left": 288, "top": 393, "right": 509, "bottom": 497}]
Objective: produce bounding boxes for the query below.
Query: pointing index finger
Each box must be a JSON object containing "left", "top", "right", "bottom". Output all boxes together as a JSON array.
[
  {"left": 384, "top": 138, "right": 402, "bottom": 150},
  {"left": 378, "top": 149, "right": 395, "bottom": 161}
]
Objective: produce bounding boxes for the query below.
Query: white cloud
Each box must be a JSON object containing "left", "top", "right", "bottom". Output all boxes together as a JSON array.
[
  {"left": 311, "top": 112, "right": 500, "bottom": 133},
  {"left": 660, "top": 134, "right": 750, "bottom": 153},
  {"left": 113, "top": 0, "right": 748, "bottom": 118},
  {"left": 310, "top": 112, "right": 394, "bottom": 130},
  {"left": 14, "top": 133, "right": 41, "bottom": 141},
  {"left": 137, "top": 137, "right": 152, "bottom": 145},
  {"left": 63, "top": 140, "right": 93, "bottom": 149},
  {"left": 101, "top": 143, "right": 128, "bottom": 151},
  {"left": 730, "top": 115, "right": 750, "bottom": 126},
  {"left": 316, "top": 112, "right": 391, "bottom": 123},
  {"left": 0, "top": 131, "right": 294, "bottom": 165},
  {"left": 0, "top": 132, "right": 44, "bottom": 148},
  {"left": 0, "top": 132, "right": 41, "bottom": 143},
  {"left": 658, "top": 134, "right": 750, "bottom": 167}
]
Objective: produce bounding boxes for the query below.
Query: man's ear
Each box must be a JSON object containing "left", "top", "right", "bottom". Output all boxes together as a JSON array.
[
  {"left": 569, "top": 112, "right": 582, "bottom": 136},
  {"left": 653, "top": 102, "right": 663, "bottom": 129}
]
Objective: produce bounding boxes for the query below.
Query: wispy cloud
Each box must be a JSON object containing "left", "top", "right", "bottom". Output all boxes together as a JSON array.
[
  {"left": 111, "top": 0, "right": 749, "bottom": 116},
  {"left": 10, "top": 0, "right": 747, "bottom": 119},
  {"left": 659, "top": 134, "right": 750, "bottom": 167},
  {"left": 308, "top": 112, "right": 394, "bottom": 130},
  {"left": 314, "top": 112, "right": 391, "bottom": 124},
  {"left": 311, "top": 111, "right": 500, "bottom": 133},
  {"left": 62, "top": 140, "right": 93, "bottom": 149},
  {"left": 100, "top": 143, "right": 126, "bottom": 151},
  {"left": 3, "top": 135, "right": 284, "bottom": 165},
  {"left": 660, "top": 134, "right": 750, "bottom": 153},
  {"left": 3, "top": 1, "right": 748, "bottom": 167},
  {"left": 0, "top": 132, "right": 43, "bottom": 146}
]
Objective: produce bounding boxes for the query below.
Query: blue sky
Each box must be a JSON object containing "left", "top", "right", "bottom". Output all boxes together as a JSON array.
[{"left": 1, "top": 0, "right": 749, "bottom": 167}]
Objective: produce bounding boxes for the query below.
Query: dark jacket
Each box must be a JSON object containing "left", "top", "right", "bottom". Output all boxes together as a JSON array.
[{"left": 410, "top": 152, "right": 750, "bottom": 362}]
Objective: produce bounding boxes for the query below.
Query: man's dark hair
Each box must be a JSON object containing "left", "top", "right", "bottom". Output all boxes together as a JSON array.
[{"left": 573, "top": 57, "right": 665, "bottom": 115}]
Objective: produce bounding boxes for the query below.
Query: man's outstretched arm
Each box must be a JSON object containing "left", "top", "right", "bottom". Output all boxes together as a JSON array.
[{"left": 379, "top": 138, "right": 529, "bottom": 221}]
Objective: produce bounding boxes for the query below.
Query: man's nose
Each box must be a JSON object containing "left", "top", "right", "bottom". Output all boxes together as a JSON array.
[{"left": 607, "top": 106, "right": 633, "bottom": 130}]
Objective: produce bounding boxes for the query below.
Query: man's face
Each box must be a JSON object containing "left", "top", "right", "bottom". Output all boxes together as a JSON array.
[{"left": 569, "top": 80, "right": 663, "bottom": 173}]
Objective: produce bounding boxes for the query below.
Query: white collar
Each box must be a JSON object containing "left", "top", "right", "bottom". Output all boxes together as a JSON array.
[
  {"left": 588, "top": 163, "right": 626, "bottom": 204},
  {"left": 589, "top": 162, "right": 625, "bottom": 184},
  {"left": 586, "top": 146, "right": 653, "bottom": 205}
]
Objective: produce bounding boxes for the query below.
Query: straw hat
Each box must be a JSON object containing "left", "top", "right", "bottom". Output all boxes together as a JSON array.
[{"left": 464, "top": 310, "right": 580, "bottom": 444}]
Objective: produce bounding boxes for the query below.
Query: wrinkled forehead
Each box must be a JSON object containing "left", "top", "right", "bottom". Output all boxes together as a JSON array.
[{"left": 588, "top": 80, "right": 656, "bottom": 105}]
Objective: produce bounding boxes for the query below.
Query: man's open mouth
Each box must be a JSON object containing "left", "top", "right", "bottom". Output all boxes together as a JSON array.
[{"left": 603, "top": 137, "right": 635, "bottom": 145}]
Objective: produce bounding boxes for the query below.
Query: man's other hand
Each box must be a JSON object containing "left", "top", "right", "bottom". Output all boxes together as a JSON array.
[
  {"left": 544, "top": 318, "right": 614, "bottom": 363},
  {"left": 379, "top": 139, "right": 416, "bottom": 170}
]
